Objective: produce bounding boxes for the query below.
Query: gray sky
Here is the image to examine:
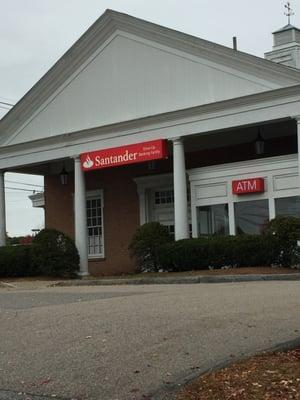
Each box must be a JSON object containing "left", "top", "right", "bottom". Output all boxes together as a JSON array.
[{"left": 0, "top": 0, "right": 298, "bottom": 236}]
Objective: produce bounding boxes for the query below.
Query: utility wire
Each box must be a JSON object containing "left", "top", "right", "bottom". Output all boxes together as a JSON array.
[
  {"left": 6, "top": 180, "right": 44, "bottom": 188},
  {"left": 0, "top": 101, "right": 14, "bottom": 107},
  {"left": 5, "top": 186, "right": 43, "bottom": 193}
]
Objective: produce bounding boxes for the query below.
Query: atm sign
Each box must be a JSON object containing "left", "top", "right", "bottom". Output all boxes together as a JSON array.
[{"left": 232, "top": 178, "right": 265, "bottom": 195}]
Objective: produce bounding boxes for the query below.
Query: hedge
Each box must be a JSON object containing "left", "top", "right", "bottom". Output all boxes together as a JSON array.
[
  {"left": 129, "top": 222, "right": 172, "bottom": 272},
  {"left": 157, "top": 235, "right": 279, "bottom": 271},
  {"left": 0, "top": 245, "right": 35, "bottom": 277},
  {"left": 129, "top": 217, "right": 300, "bottom": 272},
  {"left": 263, "top": 216, "right": 300, "bottom": 267},
  {"left": 30, "top": 229, "right": 80, "bottom": 278},
  {"left": 0, "top": 229, "right": 79, "bottom": 278}
]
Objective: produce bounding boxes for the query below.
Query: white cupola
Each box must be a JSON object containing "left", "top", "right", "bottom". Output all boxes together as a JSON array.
[{"left": 265, "top": 24, "right": 300, "bottom": 69}]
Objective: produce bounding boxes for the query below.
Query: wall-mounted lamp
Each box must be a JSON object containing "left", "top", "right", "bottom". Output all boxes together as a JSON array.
[
  {"left": 59, "top": 165, "right": 69, "bottom": 185},
  {"left": 254, "top": 128, "right": 265, "bottom": 156}
]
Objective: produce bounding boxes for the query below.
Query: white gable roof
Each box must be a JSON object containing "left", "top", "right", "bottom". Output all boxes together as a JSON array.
[{"left": 2, "top": 10, "right": 300, "bottom": 147}]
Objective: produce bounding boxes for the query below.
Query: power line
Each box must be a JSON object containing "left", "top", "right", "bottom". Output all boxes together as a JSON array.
[
  {"left": 0, "top": 101, "right": 14, "bottom": 107},
  {"left": 5, "top": 186, "right": 43, "bottom": 193},
  {"left": 7, "top": 200, "right": 32, "bottom": 203},
  {"left": 6, "top": 180, "right": 44, "bottom": 188}
]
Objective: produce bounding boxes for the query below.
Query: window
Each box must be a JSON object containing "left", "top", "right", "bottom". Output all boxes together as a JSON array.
[
  {"left": 154, "top": 190, "right": 174, "bottom": 205},
  {"left": 197, "top": 204, "right": 229, "bottom": 235},
  {"left": 86, "top": 191, "right": 104, "bottom": 257},
  {"left": 235, "top": 200, "right": 269, "bottom": 235},
  {"left": 166, "top": 224, "right": 175, "bottom": 236},
  {"left": 154, "top": 189, "right": 190, "bottom": 205},
  {"left": 275, "top": 196, "right": 300, "bottom": 217}
]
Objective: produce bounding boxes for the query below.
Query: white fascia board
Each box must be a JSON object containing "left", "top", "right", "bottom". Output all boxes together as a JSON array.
[
  {"left": 0, "top": 87, "right": 300, "bottom": 171},
  {"left": 188, "top": 154, "right": 298, "bottom": 181}
]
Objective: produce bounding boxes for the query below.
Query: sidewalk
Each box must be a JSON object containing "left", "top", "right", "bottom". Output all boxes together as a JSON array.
[
  {"left": 1, "top": 268, "right": 299, "bottom": 290},
  {"left": 52, "top": 272, "right": 300, "bottom": 287}
]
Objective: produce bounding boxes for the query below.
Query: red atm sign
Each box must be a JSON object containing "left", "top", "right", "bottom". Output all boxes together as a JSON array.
[
  {"left": 232, "top": 178, "right": 265, "bottom": 195},
  {"left": 81, "top": 139, "right": 168, "bottom": 171}
]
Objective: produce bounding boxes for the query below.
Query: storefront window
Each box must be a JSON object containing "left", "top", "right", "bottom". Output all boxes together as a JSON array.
[
  {"left": 275, "top": 196, "right": 300, "bottom": 217},
  {"left": 86, "top": 191, "right": 104, "bottom": 257},
  {"left": 197, "top": 204, "right": 229, "bottom": 236},
  {"left": 235, "top": 200, "right": 269, "bottom": 235}
]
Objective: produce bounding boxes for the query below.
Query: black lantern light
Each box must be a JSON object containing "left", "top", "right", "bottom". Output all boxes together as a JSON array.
[
  {"left": 254, "top": 128, "right": 265, "bottom": 156},
  {"left": 59, "top": 165, "right": 69, "bottom": 185}
]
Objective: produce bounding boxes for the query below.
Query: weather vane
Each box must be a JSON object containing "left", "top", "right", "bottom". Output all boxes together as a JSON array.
[{"left": 285, "top": 1, "right": 295, "bottom": 25}]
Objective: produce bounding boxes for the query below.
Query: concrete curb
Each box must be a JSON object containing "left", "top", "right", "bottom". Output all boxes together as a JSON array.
[
  {"left": 50, "top": 273, "right": 300, "bottom": 287},
  {"left": 0, "top": 281, "right": 17, "bottom": 289},
  {"left": 152, "top": 336, "right": 300, "bottom": 400},
  {"left": 0, "top": 389, "right": 68, "bottom": 400}
]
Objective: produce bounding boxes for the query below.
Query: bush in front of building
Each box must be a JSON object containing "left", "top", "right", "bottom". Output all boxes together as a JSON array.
[
  {"left": 263, "top": 216, "right": 300, "bottom": 267},
  {"left": 0, "top": 245, "right": 35, "bottom": 277},
  {"left": 30, "top": 229, "right": 80, "bottom": 277},
  {"left": 157, "top": 235, "right": 276, "bottom": 271},
  {"left": 129, "top": 222, "right": 172, "bottom": 272}
]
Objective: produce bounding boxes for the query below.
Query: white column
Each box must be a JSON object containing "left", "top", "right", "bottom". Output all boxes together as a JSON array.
[
  {"left": 190, "top": 185, "right": 198, "bottom": 238},
  {"left": 74, "top": 156, "right": 89, "bottom": 276},
  {"left": 0, "top": 171, "right": 6, "bottom": 246},
  {"left": 172, "top": 138, "right": 189, "bottom": 240},
  {"left": 228, "top": 202, "right": 236, "bottom": 235},
  {"left": 297, "top": 119, "right": 300, "bottom": 186},
  {"left": 269, "top": 198, "right": 276, "bottom": 220}
]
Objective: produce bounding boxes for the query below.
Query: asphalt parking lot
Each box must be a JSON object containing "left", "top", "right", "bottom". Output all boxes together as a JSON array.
[{"left": 0, "top": 282, "right": 299, "bottom": 400}]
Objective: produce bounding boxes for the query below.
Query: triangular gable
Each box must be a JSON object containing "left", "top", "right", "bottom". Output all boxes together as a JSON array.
[{"left": 2, "top": 10, "right": 300, "bottom": 147}]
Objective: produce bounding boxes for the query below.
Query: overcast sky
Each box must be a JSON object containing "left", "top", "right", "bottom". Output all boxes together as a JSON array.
[{"left": 0, "top": 0, "right": 298, "bottom": 236}]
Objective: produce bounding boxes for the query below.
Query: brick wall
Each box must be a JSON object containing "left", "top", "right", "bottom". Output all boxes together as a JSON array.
[
  {"left": 85, "top": 168, "right": 140, "bottom": 276},
  {"left": 45, "top": 167, "right": 140, "bottom": 276},
  {"left": 44, "top": 175, "right": 75, "bottom": 239}
]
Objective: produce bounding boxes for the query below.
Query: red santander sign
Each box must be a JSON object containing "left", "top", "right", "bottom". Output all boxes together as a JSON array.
[
  {"left": 232, "top": 178, "right": 265, "bottom": 195},
  {"left": 81, "top": 139, "right": 168, "bottom": 171}
]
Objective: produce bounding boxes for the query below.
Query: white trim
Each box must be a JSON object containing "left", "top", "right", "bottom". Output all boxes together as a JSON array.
[
  {"left": 188, "top": 155, "right": 300, "bottom": 236},
  {"left": 1, "top": 86, "right": 300, "bottom": 170},
  {"left": 86, "top": 189, "right": 105, "bottom": 259},
  {"left": 228, "top": 202, "right": 236, "bottom": 235},
  {"left": 269, "top": 197, "right": 276, "bottom": 220},
  {"left": 188, "top": 154, "right": 298, "bottom": 180}
]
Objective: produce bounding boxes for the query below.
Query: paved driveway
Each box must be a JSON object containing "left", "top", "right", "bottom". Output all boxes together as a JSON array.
[{"left": 0, "top": 282, "right": 299, "bottom": 400}]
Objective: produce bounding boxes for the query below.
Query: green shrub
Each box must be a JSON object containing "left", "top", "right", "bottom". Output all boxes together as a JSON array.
[
  {"left": 157, "top": 234, "right": 278, "bottom": 272},
  {"left": 129, "top": 222, "right": 172, "bottom": 272},
  {"left": 263, "top": 216, "right": 300, "bottom": 266},
  {"left": 30, "top": 229, "right": 79, "bottom": 277},
  {"left": 0, "top": 245, "right": 35, "bottom": 277}
]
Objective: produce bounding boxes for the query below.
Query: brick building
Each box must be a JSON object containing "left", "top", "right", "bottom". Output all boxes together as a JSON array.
[{"left": 1, "top": 10, "right": 300, "bottom": 275}]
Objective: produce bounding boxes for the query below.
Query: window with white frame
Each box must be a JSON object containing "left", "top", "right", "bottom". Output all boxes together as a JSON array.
[
  {"left": 86, "top": 191, "right": 104, "bottom": 258},
  {"left": 154, "top": 190, "right": 174, "bottom": 205},
  {"left": 275, "top": 196, "right": 300, "bottom": 217}
]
